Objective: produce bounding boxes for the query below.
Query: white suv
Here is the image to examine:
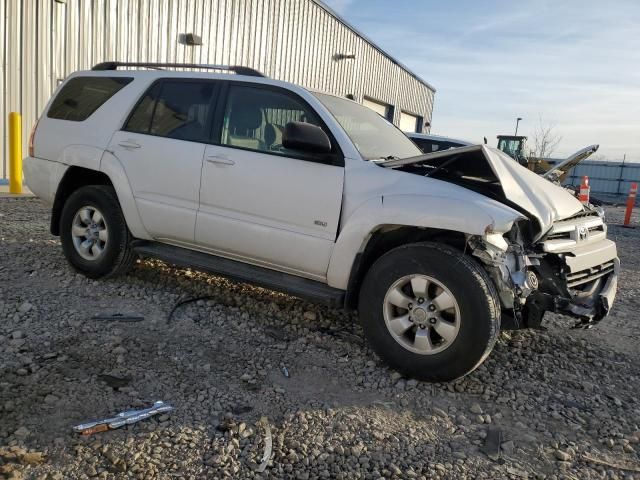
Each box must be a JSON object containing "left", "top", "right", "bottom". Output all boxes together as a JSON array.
[{"left": 24, "top": 62, "right": 619, "bottom": 381}]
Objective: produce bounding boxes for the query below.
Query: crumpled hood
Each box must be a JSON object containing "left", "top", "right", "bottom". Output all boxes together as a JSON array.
[
  {"left": 381, "top": 145, "right": 584, "bottom": 237},
  {"left": 482, "top": 146, "right": 583, "bottom": 233}
]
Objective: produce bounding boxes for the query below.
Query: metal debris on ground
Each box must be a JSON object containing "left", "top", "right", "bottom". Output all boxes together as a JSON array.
[
  {"left": 281, "top": 366, "right": 290, "bottom": 378},
  {"left": 91, "top": 313, "right": 145, "bottom": 322},
  {"left": 73, "top": 401, "right": 174, "bottom": 435},
  {"left": 582, "top": 454, "right": 640, "bottom": 473},
  {"left": 481, "top": 427, "right": 503, "bottom": 461},
  {"left": 256, "top": 416, "right": 273, "bottom": 473},
  {"left": 166, "top": 295, "right": 217, "bottom": 323}
]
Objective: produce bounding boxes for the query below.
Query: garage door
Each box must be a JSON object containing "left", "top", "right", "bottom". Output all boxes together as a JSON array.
[
  {"left": 362, "top": 97, "right": 392, "bottom": 121},
  {"left": 400, "top": 111, "right": 420, "bottom": 132}
]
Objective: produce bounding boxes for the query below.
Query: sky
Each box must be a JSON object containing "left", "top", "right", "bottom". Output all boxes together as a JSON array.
[{"left": 322, "top": 0, "right": 640, "bottom": 161}]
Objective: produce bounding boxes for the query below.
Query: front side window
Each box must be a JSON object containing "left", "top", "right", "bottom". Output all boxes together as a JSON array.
[
  {"left": 48, "top": 76, "right": 133, "bottom": 121},
  {"left": 220, "top": 85, "right": 323, "bottom": 158},
  {"left": 124, "top": 80, "right": 216, "bottom": 143},
  {"left": 313, "top": 93, "right": 421, "bottom": 161}
]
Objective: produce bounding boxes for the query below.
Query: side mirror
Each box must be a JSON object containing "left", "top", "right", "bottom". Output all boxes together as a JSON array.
[{"left": 282, "top": 122, "right": 331, "bottom": 154}]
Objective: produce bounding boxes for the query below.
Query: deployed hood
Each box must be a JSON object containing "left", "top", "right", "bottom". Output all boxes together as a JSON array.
[
  {"left": 542, "top": 144, "right": 599, "bottom": 182},
  {"left": 381, "top": 145, "right": 584, "bottom": 238}
]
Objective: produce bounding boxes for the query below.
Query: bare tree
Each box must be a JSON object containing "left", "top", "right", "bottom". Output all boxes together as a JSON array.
[{"left": 530, "top": 118, "right": 562, "bottom": 159}]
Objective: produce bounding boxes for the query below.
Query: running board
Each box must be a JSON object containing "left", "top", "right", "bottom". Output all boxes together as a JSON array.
[{"left": 132, "top": 241, "right": 345, "bottom": 307}]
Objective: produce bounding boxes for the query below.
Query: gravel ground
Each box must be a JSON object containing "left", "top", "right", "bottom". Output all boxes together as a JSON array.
[{"left": 1, "top": 197, "right": 639, "bottom": 480}]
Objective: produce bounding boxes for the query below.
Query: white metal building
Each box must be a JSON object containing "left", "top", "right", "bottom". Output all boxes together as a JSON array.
[{"left": 1, "top": 0, "right": 436, "bottom": 179}]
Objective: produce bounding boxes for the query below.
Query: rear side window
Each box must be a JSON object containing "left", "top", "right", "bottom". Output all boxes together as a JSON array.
[
  {"left": 47, "top": 76, "right": 133, "bottom": 121},
  {"left": 124, "top": 80, "right": 217, "bottom": 143},
  {"left": 124, "top": 83, "right": 161, "bottom": 134}
]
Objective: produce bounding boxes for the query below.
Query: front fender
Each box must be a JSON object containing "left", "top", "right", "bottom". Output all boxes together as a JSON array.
[{"left": 326, "top": 194, "right": 524, "bottom": 289}]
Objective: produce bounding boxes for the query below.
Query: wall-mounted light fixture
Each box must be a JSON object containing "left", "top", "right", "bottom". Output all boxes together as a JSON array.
[
  {"left": 179, "top": 33, "right": 203, "bottom": 46},
  {"left": 333, "top": 52, "right": 356, "bottom": 61}
]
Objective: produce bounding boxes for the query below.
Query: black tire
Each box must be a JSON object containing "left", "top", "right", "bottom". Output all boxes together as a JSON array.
[
  {"left": 358, "top": 242, "right": 501, "bottom": 382},
  {"left": 59, "top": 185, "right": 136, "bottom": 279}
]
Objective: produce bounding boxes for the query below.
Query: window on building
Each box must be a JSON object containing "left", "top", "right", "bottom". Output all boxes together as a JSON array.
[
  {"left": 220, "top": 85, "right": 323, "bottom": 158},
  {"left": 399, "top": 111, "right": 422, "bottom": 133},
  {"left": 48, "top": 76, "right": 133, "bottom": 121},
  {"left": 362, "top": 97, "right": 394, "bottom": 122}
]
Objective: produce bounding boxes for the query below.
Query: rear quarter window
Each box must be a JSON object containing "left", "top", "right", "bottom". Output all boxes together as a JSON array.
[{"left": 47, "top": 76, "right": 133, "bottom": 121}]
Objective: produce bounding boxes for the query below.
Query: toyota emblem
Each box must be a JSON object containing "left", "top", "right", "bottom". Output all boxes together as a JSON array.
[{"left": 578, "top": 226, "right": 589, "bottom": 241}]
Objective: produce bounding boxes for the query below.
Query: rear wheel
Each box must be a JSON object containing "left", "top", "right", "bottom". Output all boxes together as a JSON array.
[
  {"left": 358, "top": 242, "right": 500, "bottom": 382},
  {"left": 60, "top": 185, "right": 136, "bottom": 279}
]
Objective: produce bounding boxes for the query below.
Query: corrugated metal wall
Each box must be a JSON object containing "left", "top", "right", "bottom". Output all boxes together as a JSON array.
[
  {"left": 1, "top": 0, "right": 435, "bottom": 179},
  {"left": 563, "top": 160, "right": 640, "bottom": 199}
]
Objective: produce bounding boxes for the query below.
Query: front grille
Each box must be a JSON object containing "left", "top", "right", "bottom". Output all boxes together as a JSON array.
[
  {"left": 542, "top": 211, "right": 606, "bottom": 253},
  {"left": 546, "top": 223, "right": 605, "bottom": 241},
  {"left": 566, "top": 260, "right": 616, "bottom": 288}
]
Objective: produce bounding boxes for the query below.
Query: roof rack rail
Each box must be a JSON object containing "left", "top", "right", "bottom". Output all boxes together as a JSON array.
[{"left": 91, "top": 62, "right": 265, "bottom": 77}]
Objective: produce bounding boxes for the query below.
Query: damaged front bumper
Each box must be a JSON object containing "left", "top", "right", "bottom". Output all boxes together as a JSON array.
[
  {"left": 471, "top": 214, "right": 619, "bottom": 329},
  {"left": 526, "top": 257, "right": 619, "bottom": 327}
]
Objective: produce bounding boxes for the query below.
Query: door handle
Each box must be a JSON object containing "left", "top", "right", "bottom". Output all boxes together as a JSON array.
[
  {"left": 206, "top": 155, "right": 235, "bottom": 165},
  {"left": 118, "top": 140, "right": 141, "bottom": 149}
]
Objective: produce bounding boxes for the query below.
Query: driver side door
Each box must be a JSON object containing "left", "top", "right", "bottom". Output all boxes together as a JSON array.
[{"left": 196, "top": 83, "right": 344, "bottom": 280}]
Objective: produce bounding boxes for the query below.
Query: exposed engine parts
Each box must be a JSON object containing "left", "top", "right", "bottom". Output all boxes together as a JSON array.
[{"left": 470, "top": 208, "right": 618, "bottom": 330}]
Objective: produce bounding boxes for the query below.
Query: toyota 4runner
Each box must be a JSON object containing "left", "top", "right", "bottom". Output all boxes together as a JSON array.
[{"left": 24, "top": 62, "right": 619, "bottom": 381}]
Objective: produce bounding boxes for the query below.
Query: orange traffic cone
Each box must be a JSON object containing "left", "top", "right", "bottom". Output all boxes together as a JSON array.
[
  {"left": 578, "top": 176, "right": 590, "bottom": 205},
  {"left": 623, "top": 182, "right": 637, "bottom": 228}
]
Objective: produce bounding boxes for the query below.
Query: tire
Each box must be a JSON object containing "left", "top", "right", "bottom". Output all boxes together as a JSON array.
[
  {"left": 59, "top": 185, "right": 136, "bottom": 279},
  {"left": 358, "top": 242, "right": 501, "bottom": 382}
]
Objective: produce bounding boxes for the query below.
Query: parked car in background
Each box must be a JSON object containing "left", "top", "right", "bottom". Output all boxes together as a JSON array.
[
  {"left": 24, "top": 62, "right": 619, "bottom": 382},
  {"left": 406, "top": 132, "right": 471, "bottom": 153}
]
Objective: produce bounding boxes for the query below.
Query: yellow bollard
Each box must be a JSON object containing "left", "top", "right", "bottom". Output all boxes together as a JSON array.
[{"left": 9, "top": 112, "right": 23, "bottom": 194}]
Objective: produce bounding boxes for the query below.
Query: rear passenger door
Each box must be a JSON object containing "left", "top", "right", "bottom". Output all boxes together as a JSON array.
[
  {"left": 108, "top": 79, "right": 219, "bottom": 243},
  {"left": 196, "top": 83, "right": 344, "bottom": 280}
]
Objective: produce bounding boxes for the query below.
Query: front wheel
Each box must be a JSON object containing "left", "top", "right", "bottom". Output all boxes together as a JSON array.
[
  {"left": 59, "top": 185, "right": 136, "bottom": 279},
  {"left": 358, "top": 242, "right": 501, "bottom": 382}
]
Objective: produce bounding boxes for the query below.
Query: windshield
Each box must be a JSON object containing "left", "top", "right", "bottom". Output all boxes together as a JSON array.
[{"left": 313, "top": 93, "right": 422, "bottom": 160}]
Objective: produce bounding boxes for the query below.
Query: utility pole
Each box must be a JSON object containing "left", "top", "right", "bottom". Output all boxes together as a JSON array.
[
  {"left": 617, "top": 153, "right": 626, "bottom": 195},
  {"left": 514, "top": 117, "right": 522, "bottom": 136}
]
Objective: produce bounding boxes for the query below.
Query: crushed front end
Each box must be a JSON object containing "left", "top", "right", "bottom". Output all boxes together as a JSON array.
[{"left": 471, "top": 208, "right": 619, "bottom": 329}]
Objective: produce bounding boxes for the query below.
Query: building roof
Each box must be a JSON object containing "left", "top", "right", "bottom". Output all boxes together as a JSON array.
[{"left": 312, "top": 0, "right": 436, "bottom": 93}]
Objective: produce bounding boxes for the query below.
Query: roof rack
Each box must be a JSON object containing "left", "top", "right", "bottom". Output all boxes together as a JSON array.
[{"left": 91, "top": 62, "right": 265, "bottom": 77}]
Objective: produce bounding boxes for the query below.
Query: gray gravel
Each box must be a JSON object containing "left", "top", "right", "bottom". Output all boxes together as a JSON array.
[{"left": 1, "top": 197, "right": 639, "bottom": 480}]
